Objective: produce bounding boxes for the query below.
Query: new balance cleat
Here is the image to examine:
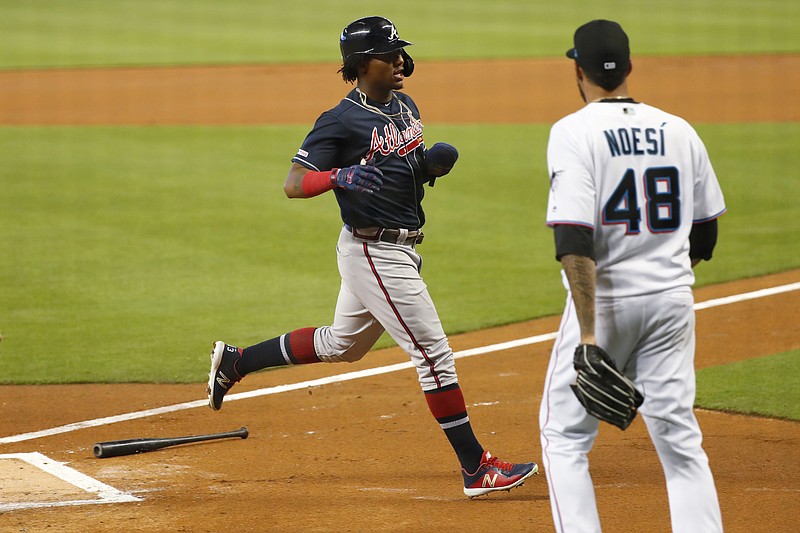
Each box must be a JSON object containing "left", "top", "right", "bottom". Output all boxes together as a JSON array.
[
  {"left": 207, "top": 341, "right": 243, "bottom": 411},
  {"left": 462, "top": 451, "right": 538, "bottom": 498}
]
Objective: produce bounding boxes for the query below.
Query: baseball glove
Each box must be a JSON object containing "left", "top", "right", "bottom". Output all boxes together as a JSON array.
[{"left": 571, "top": 344, "right": 644, "bottom": 430}]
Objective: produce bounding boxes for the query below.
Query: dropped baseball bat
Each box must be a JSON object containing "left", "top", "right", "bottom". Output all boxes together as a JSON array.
[{"left": 93, "top": 427, "right": 248, "bottom": 458}]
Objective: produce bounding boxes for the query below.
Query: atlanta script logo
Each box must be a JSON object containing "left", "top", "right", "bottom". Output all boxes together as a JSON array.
[{"left": 364, "top": 117, "right": 423, "bottom": 161}]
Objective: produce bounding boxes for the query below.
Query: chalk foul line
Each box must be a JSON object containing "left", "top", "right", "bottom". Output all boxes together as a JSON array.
[{"left": 1, "top": 281, "right": 797, "bottom": 445}]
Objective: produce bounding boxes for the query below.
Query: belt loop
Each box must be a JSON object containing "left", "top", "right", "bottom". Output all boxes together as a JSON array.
[
  {"left": 397, "top": 228, "right": 409, "bottom": 245},
  {"left": 350, "top": 226, "right": 381, "bottom": 241}
]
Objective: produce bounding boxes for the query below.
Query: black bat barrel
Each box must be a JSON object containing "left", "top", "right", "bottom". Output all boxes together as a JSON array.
[{"left": 93, "top": 427, "right": 248, "bottom": 458}]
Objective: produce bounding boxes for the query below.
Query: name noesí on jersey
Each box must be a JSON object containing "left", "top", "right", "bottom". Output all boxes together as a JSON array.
[
  {"left": 603, "top": 125, "right": 666, "bottom": 157},
  {"left": 365, "top": 118, "right": 423, "bottom": 161}
]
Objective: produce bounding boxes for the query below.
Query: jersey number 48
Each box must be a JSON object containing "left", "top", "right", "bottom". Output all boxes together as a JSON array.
[{"left": 602, "top": 166, "right": 681, "bottom": 234}]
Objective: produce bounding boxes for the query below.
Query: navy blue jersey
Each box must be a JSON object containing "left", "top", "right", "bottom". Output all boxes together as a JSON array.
[{"left": 292, "top": 88, "right": 428, "bottom": 230}]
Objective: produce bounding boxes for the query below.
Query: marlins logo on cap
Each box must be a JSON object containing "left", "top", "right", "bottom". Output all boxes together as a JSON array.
[{"left": 566, "top": 19, "right": 630, "bottom": 77}]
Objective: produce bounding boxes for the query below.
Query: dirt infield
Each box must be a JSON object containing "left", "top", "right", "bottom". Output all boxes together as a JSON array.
[
  {"left": 2, "top": 54, "right": 799, "bottom": 125},
  {"left": 0, "top": 271, "right": 798, "bottom": 532},
  {"left": 1, "top": 56, "right": 799, "bottom": 531}
]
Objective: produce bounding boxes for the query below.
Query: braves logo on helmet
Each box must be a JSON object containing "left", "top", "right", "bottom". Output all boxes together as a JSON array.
[{"left": 387, "top": 23, "right": 398, "bottom": 41}]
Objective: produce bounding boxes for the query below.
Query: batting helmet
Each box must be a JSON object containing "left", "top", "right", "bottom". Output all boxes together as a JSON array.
[{"left": 339, "top": 16, "right": 414, "bottom": 77}]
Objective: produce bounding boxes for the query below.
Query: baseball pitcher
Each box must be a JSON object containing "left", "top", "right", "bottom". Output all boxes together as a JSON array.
[{"left": 539, "top": 20, "right": 725, "bottom": 532}]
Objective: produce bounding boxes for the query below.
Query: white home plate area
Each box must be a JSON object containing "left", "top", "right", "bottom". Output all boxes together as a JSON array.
[{"left": 0, "top": 452, "right": 140, "bottom": 511}]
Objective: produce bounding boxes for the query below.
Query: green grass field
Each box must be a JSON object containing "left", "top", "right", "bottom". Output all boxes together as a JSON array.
[
  {"left": 696, "top": 350, "right": 800, "bottom": 420},
  {"left": 2, "top": 124, "right": 798, "bottom": 383},
  {"left": 0, "top": 0, "right": 798, "bottom": 68},
  {"left": 1, "top": 0, "right": 798, "bottom": 413}
]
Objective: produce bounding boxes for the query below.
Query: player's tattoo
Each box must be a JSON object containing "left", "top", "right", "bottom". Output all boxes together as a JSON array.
[{"left": 560, "top": 254, "right": 596, "bottom": 342}]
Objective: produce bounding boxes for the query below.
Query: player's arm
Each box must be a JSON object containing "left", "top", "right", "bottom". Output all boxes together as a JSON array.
[
  {"left": 554, "top": 224, "right": 597, "bottom": 345},
  {"left": 689, "top": 218, "right": 718, "bottom": 268},
  {"left": 284, "top": 163, "right": 318, "bottom": 198},
  {"left": 688, "top": 128, "right": 725, "bottom": 267},
  {"left": 283, "top": 162, "right": 383, "bottom": 199},
  {"left": 285, "top": 112, "right": 383, "bottom": 198},
  {"left": 283, "top": 163, "right": 322, "bottom": 198}
]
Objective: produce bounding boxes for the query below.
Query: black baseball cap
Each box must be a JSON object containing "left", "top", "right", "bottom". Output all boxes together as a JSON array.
[{"left": 566, "top": 20, "right": 630, "bottom": 78}]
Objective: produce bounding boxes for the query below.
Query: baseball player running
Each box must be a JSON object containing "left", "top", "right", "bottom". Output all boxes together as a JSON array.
[
  {"left": 207, "top": 16, "right": 537, "bottom": 498},
  {"left": 539, "top": 20, "right": 725, "bottom": 532}
]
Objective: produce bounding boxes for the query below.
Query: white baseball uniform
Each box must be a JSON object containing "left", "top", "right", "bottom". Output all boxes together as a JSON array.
[{"left": 540, "top": 100, "right": 725, "bottom": 532}]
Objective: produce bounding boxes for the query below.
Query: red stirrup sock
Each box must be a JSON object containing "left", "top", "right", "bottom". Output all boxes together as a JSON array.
[{"left": 287, "top": 327, "right": 319, "bottom": 364}]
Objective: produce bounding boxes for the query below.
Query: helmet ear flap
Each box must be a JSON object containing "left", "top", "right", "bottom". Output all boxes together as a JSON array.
[{"left": 401, "top": 49, "right": 414, "bottom": 77}]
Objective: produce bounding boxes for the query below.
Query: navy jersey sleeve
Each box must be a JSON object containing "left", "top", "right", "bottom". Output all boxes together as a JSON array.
[{"left": 292, "top": 112, "right": 349, "bottom": 172}]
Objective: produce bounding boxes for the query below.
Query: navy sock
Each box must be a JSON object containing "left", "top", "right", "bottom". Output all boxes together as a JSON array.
[
  {"left": 238, "top": 328, "right": 319, "bottom": 376},
  {"left": 424, "top": 383, "right": 484, "bottom": 472},
  {"left": 238, "top": 337, "right": 286, "bottom": 375},
  {"left": 443, "top": 423, "right": 484, "bottom": 473}
]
